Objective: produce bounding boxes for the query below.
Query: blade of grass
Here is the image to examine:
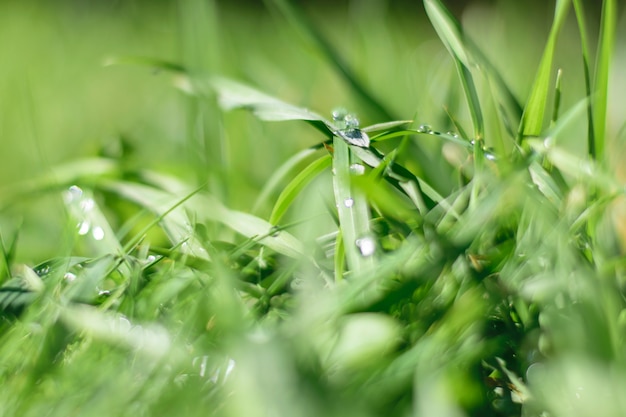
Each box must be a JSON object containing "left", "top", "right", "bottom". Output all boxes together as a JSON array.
[
  {"left": 518, "top": 0, "right": 570, "bottom": 139},
  {"left": 333, "top": 138, "right": 374, "bottom": 274},
  {"left": 592, "top": 0, "right": 617, "bottom": 160},
  {"left": 424, "top": 0, "right": 484, "bottom": 140},
  {"left": 264, "top": 0, "right": 394, "bottom": 122},
  {"left": 269, "top": 154, "right": 331, "bottom": 225},
  {"left": 253, "top": 147, "right": 319, "bottom": 214},
  {"left": 550, "top": 68, "right": 563, "bottom": 127},
  {"left": 572, "top": 0, "right": 596, "bottom": 158}
]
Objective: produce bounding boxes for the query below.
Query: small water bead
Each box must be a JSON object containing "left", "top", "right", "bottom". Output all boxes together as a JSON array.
[
  {"left": 344, "top": 114, "right": 360, "bottom": 129},
  {"left": 77, "top": 221, "right": 90, "bottom": 235},
  {"left": 343, "top": 197, "right": 354, "bottom": 208},
  {"left": 92, "top": 226, "right": 105, "bottom": 241},
  {"left": 64, "top": 185, "right": 84, "bottom": 204},
  {"left": 355, "top": 236, "right": 376, "bottom": 257},
  {"left": 417, "top": 124, "right": 433, "bottom": 133},
  {"left": 64, "top": 272, "right": 77, "bottom": 282},
  {"left": 332, "top": 107, "right": 348, "bottom": 122},
  {"left": 446, "top": 131, "right": 459, "bottom": 138},
  {"left": 79, "top": 198, "right": 95, "bottom": 212},
  {"left": 349, "top": 163, "right": 365, "bottom": 175}
]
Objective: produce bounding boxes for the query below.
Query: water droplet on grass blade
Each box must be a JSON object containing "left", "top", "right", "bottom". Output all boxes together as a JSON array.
[
  {"left": 337, "top": 128, "right": 370, "bottom": 148},
  {"left": 344, "top": 197, "right": 354, "bottom": 208},
  {"left": 64, "top": 272, "right": 77, "bottom": 282},
  {"left": 332, "top": 107, "right": 348, "bottom": 122},
  {"left": 92, "top": 226, "right": 105, "bottom": 241},
  {"left": 417, "top": 124, "right": 432, "bottom": 133},
  {"left": 355, "top": 236, "right": 376, "bottom": 257},
  {"left": 78, "top": 221, "right": 90, "bottom": 235},
  {"left": 349, "top": 163, "right": 365, "bottom": 175}
]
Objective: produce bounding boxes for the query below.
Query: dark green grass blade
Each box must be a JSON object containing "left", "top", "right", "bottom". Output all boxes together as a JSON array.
[
  {"left": 592, "top": 0, "right": 617, "bottom": 160},
  {"left": 572, "top": 0, "right": 596, "bottom": 158},
  {"left": 518, "top": 0, "right": 570, "bottom": 139},
  {"left": 424, "top": 0, "right": 484, "bottom": 140},
  {"left": 550, "top": 68, "right": 563, "bottom": 126}
]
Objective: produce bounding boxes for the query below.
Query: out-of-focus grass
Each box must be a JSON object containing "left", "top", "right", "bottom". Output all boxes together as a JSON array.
[{"left": 1, "top": 1, "right": 626, "bottom": 417}]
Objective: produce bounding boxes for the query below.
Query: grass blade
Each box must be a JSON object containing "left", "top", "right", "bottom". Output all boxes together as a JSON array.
[
  {"left": 424, "top": 0, "right": 484, "bottom": 140},
  {"left": 332, "top": 138, "right": 374, "bottom": 274},
  {"left": 592, "top": 0, "right": 617, "bottom": 160},
  {"left": 518, "top": 0, "right": 570, "bottom": 139},
  {"left": 264, "top": 0, "right": 394, "bottom": 121},
  {"left": 572, "top": 0, "right": 596, "bottom": 158},
  {"left": 269, "top": 154, "right": 331, "bottom": 225}
]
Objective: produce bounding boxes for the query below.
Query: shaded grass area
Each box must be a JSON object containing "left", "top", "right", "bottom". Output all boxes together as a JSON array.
[{"left": 1, "top": 0, "right": 626, "bottom": 416}]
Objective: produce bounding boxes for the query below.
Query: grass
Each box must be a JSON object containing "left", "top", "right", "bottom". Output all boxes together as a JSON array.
[{"left": 1, "top": 0, "right": 626, "bottom": 416}]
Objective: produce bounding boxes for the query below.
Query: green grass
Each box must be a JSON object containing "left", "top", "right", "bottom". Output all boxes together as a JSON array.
[{"left": 1, "top": 1, "right": 626, "bottom": 416}]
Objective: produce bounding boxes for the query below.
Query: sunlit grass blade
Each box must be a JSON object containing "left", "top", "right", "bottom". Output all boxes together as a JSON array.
[
  {"left": 332, "top": 138, "right": 374, "bottom": 273},
  {"left": 424, "top": 0, "right": 484, "bottom": 140},
  {"left": 518, "top": 0, "right": 570, "bottom": 139},
  {"left": 269, "top": 154, "right": 331, "bottom": 225},
  {"left": 592, "top": 0, "right": 617, "bottom": 160}
]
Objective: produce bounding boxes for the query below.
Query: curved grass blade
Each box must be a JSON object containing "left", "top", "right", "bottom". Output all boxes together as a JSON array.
[
  {"left": 269, "top": 154, "right": 331, "bottom": 225},
  {"left": 253, "top": 147, "right": 319, "bottom": 214},
  {"left": 424, "top": 0, "right": 484, "bottom": 140},
  {"left": 518, "top": 0, "right": 570, "bottom": 139},
  {"left": 102, "top": 179, "right": 309, "bottom": 260}
]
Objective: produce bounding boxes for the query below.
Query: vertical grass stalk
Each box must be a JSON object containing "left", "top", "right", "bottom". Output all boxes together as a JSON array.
[{"left": 332, "top": 138, "right": 374, "bottom": 275}]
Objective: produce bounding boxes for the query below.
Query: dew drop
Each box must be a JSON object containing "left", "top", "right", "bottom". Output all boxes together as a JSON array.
[
  {"left": 349, "top": 163, "right": 365, "bottom": 175},
  {"left": 64, "top": 185, "right": 83, "bottom": 203},
  {"left": 79, "top": 198, "right": 95, "bottom": 212},
  {"left": 332, "top": 107, "right": 348, "bottom": 122},
  {"left": 343, "top": 197, "right": 354, "bottom": 208},
  {"left": 355, "top": 236, "right": 376, "bottom": 257},
  {"left": 446, "top": 131, "right": 459, "bottom": 138},
  {"left": 344, "top": 114, "right": 360, "bottom": 129},
  {"left": 543, "top": 137, "right": 553, "bottom": 148},
  {"left": 77, "top": 221, "right": 90, "bottom": 235},
  {"left": 98, "top": 289, "right": 111, "bottom": 297},
  {"left": 64, "top": 272, "right": 77, "bottom": 282},
  {"left": 417, "top": 124, "right": 432, "bottom": 133},
  {"left": 92, "top": 226, "right": 105, "bottom": 241}
]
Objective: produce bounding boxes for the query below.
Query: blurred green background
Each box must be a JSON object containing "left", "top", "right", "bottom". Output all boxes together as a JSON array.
[{"left": 0, "top": 0, "right": 623, "bottom": 262}]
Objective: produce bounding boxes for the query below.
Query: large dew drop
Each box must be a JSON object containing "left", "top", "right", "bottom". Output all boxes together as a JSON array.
[{"left": 355, "top": 236, "right": 376, "bottom": 257}]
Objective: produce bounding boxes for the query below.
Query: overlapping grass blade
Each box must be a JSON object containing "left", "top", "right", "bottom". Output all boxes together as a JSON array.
[
  {"left": 332, "top": 138, "right": 374, "bottom": 273},
  {"left": 424, "top": 0, "right": 484, "bottom": 140},
  {"left": 572, "top": 0, "right": 596, "bottom": 157},
  {"left": 518, "top": 0, "right": 570, "bottom": 139},
  {"left": 592, "top": 0, "right": 617, "bottom": 160}
]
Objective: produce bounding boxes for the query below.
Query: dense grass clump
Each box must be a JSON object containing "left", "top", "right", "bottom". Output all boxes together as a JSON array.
[{"left": 1, "top": 0, "right": 625, "bottom": 416}]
